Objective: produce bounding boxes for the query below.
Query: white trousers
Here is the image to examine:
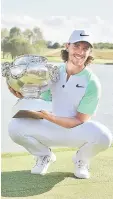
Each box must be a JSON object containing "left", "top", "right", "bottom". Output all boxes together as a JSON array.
[{"left": 8, "top": 117, "right": 112, "bottom": 162}]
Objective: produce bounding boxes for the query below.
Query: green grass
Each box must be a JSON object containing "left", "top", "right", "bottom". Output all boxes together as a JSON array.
[
  {"left": 1, "top": 57, "right": 113, "bottom": 65},
  {"left": 1, "top": 49, "right": 113, "bottom": 64},
  {"left": 1, "top": 147, "right": 113, "bottom": 199},
  {"left": 47, "top": 57, "right": 113, "bottom": 64}
]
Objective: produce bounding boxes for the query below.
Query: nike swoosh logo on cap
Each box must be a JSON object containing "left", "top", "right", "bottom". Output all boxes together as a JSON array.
[{"left": 80, "top": 33, "right": 89, "bottom": 36}]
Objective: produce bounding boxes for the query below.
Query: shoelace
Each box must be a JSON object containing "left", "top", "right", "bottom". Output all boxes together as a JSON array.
[
  {"left": 76, "top": 160, "right": 89, "bottom": 170},
  {"left": 36, "top": 155, "right": 51, "bottom": 166}
]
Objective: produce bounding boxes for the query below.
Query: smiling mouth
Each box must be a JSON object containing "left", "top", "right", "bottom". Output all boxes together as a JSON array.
[{"left": 74, "top": 55, "right": 84, "bottom": 59}]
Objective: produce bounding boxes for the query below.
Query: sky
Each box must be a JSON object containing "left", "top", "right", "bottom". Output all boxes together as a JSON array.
[{"left": 1, "top": 0, "right": 113, "bottom": 43}]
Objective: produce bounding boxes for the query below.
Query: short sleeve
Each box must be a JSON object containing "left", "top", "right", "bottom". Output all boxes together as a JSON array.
[{"left": 77, "top": 77, "right": 101, "bottom": 115}]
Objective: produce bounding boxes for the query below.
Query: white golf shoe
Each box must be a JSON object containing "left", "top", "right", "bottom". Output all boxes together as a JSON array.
[
  {"left": 73, "top": 151, "right": 90, "bottom": 179},
  {"left": 31, "top": 152, "right": 56, "bottom": 175},
  {"left": 74, "top": 159, "right": 90, "bottom": 179}
]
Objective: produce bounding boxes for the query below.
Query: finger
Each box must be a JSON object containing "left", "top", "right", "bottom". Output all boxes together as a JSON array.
[
  {"left": 40, "top": 110, "right": 46, "bottom": 113},
  {"left": 8, "top": 85, "right": 13, "bottom": 90},
  {"left": 15, "top": 92, "right": 23, "bottom": 98},
  {"left": 10, "top": 89, "right": 16, "bottom": 95},
  {"left": 8, "top": 86, "right": 17, "bottom": 94},
  {"left": 32, "top": 111, "right": 44, "bottom": 119},
  {"left": 8, "top": 86, "right": 23, "bottom": 98},
  {"left": 41, "top": 110, "right": 49, "bottom": 114},
  {"left": 32, "top": 111, "right": 43, "bottom": 115},
  {"left": 9, "top": 87, "right": 16, "bottom": 95},
  {"left": 35, "top": 111, "right": 43, "bottom": 115},
  {"left": 9, "top": 87, "right": 14, "bottom": 92}
]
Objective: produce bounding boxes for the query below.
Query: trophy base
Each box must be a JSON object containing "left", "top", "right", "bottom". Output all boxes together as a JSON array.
[
  {"left": 12, "top": 98, "right": 52, "bottom": 118},
  {"left": 13, "top": 110, "right": 43, "bottom": 119}
]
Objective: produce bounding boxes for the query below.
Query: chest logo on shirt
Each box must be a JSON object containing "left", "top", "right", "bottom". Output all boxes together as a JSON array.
[{"left": 76, "top": 84, "right": 84, "bottom": 88}]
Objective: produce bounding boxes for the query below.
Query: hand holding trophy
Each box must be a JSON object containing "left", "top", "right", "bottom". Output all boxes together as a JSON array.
[{"left": 2, "top": 54, "right": 60, "bottom": 119}]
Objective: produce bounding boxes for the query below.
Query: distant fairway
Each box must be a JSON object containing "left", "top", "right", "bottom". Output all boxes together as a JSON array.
[{"left": 1, "top": 49, "right": 113, "bottom": 64}]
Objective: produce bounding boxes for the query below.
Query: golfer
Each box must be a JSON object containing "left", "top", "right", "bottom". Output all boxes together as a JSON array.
[{"left": 8, "top": 29, "right": 112, "bottom": 179}]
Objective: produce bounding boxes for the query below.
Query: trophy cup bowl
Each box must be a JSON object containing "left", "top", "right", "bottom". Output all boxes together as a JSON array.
[{"left": 2, "top": 54, "right": 60, "bottom": 118}]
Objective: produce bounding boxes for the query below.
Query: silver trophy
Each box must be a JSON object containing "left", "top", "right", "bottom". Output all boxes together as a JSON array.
[{"left": 2, "top": 54, "right": 60, "bottom": 118}]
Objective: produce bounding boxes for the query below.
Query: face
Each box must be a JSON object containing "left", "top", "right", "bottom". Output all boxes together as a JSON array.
[{"left": 66, "top": 41, "right": 92, "bottom": 66}]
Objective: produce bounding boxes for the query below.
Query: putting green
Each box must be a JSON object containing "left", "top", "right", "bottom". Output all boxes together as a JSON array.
[{"left": 1, "top": 147, "right": 113, "bottom": 199}]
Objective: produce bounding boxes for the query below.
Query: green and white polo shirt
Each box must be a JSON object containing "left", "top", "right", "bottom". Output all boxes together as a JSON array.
[{"left": 41, "top": 64, "right": 101, "bottom": 117}]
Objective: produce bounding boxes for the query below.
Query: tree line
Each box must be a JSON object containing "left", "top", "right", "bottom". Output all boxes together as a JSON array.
[
  {"left": 1, "top": 27, "right": 113, "bottom": 59},
  {"left": 93, "top": 43, "right": 113, "bottom": 49},
  {"left": 1, "top": 27, "right": 63, "bottom": 59}
]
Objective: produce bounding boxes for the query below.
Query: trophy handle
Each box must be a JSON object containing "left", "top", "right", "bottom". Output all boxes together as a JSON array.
[
  {"left": 1, "top": 62, "right": 11, "bottom": 77},
  {"left": 2, "top": 61, "right": 27, "bottom": 80},
  {"left": 45, "top": 64, "right": 60, "bottom": 82}
]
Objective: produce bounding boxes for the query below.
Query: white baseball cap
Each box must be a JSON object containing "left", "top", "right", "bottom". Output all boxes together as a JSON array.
[{"left": 68, "top": 29, "right": 93, "bottom": 47}]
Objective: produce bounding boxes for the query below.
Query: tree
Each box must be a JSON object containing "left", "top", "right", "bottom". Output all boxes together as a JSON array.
[
  {"left": 33, "top": 40, "right": 47, "bottom": 54},
  {"left": 52, "top": 42, "right": 61, "bottom": 49},
  {"left": 61, "top": 43, "right": 65, "bottom": 48},
  {"left": 1, "top": 28, "right": 9, "bottom": 39},
  {"left": 46, "top": 41, "right": 53, "bottom": 48},
  {"left": 93, "top": 43, "right": 113, "bottom": 49},
  {"left": 23, "top": 29, "right": 34, "bottom": 44},
  {"left": 33, "top": 27, "right": 44, "bottom": 43},
  {"left": 1, "top": 37, "right": 11, "bottom": 58},
  {"left": 5, "top": 37, "right": 36, "bottom": 59},
  {"left": 9, "top": 27, "right": 21, "bottom": 38}
]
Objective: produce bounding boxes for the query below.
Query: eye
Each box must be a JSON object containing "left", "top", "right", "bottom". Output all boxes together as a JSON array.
[
  {"left": 83, "top": 47, "right": 89, "bottom": 51},
  {"left": 83, "top": 48, "right": 87, "bottom": 51},
  {"left": 73, "top": 43, "right": 79, "bottom": 48}
]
